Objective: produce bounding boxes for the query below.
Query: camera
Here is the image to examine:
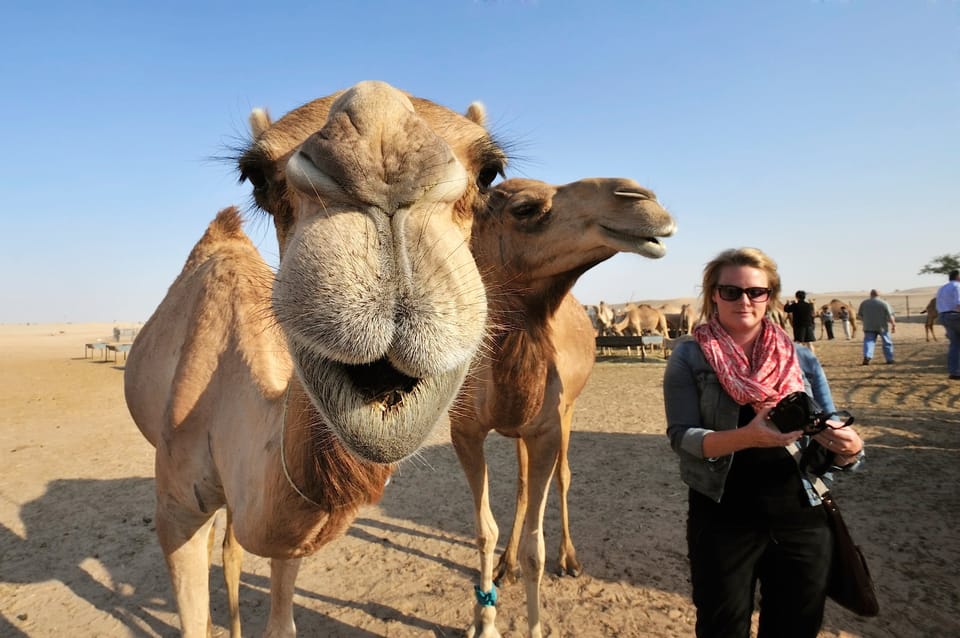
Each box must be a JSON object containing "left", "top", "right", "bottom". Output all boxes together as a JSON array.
[{"left": 768, "top": 391, "right": 833, "bottom": 435}]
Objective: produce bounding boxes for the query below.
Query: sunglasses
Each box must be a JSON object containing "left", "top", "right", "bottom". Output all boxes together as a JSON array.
[{"left": 716, "top": 285, "right": 772, "bottom": 302}]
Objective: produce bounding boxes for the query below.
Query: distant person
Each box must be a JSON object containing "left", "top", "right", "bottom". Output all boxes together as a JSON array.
[
  {"left": 935, "top": 269, "right": 960, "bottom": 380},
  {"left": 819, "top": 306, "right": 835, "bottom": 340},
  {"left": 856, "top": 289, "right": 896, "bottom": 365},
  {"left": 784, "top": 290, "right": 816, "bottom": 352},
  {"left": 837, "top": 306, "right": 852, "bottom": 340}
]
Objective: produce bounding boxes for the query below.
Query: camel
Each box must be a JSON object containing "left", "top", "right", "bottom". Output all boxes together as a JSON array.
[
  {"left": 124, "top": 81, "right": 509, "bottom": 637},
  {"left": 767, "top": 297, "right": 789, "bottom": 328},
  {"left": 826, "top": 298, "right": 858, "bottom": 338},
  {"left": 594, "top": 300, "right": 617, "bottom": 335},
  {"left": 660, "top": 303, "right": 695, "bottom": 337},
  {"left": 611, "top": 303, "right": 670, "bottom": 341},
  {"left": 451, "top": 177, "right": 676, "bottom": 638},
  {"left": 923, "top": 297, "right": 938, "bottom": 341}
]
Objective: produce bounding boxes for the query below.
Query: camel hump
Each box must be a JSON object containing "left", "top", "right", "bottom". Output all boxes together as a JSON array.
[
  {"left": 177, "top": 207, "right": 252, "bottom": 278},
  {"left": 209, "top": 206, "right": 246, "bottom": 240}
]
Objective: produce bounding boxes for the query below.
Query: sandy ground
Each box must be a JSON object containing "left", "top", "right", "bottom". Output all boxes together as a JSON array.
[{"left": 1, "top": 312, "right": 958, "bottom": 637}]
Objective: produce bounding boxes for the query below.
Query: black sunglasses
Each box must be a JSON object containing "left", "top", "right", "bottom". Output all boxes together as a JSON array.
[{"left": 716, "top": 285, "right": 772, "bottom": 302}]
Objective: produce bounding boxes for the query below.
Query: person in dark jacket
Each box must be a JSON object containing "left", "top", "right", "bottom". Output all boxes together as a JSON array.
[{"left": 784, "top": 290, "right": 816, "bottom": 352}]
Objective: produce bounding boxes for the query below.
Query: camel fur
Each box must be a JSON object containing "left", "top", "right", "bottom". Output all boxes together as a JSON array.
[
  {"left": 924, "top": 297, "right": 938, "bottom": 341},
  {"left": 593, "top": 301, "right": 617, "bottom": 335},
  {"left": 451, "top": 177, "right": 675, "bottom": 638},
  {"left": 826, "top": 299, "right": 858, "bottom": 338},
  {"left": 612, "top": 303, "right": 670, "bottom": 340},
  {"left": 660, "top": 303, "right": 695, "bottom": 336},
  {"left": 125, "top": 81, "right": 508, "bottom": 638}
]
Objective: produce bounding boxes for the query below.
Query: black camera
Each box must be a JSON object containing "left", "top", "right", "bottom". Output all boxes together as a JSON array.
[{"left": 768, "top": 391, "right": 845, "bottom": 435}]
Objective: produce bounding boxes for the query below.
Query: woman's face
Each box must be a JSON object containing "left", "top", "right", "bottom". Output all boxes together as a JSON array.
[{"left": 712, "top": 265, "right": 770, "bottom": 337}]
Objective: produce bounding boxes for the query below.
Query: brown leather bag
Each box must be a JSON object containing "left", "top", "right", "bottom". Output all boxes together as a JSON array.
[{"left": 821, "top": 492, "right": 880, "bottom": 616}]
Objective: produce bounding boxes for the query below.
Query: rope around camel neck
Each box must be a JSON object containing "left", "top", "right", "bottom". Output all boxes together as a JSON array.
[{"left": 279, "top": 386, "right": 324, "bottom": 509}]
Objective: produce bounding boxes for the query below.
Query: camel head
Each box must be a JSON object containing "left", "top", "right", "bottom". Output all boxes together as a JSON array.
[
  {"left": 237, "top": 81, "right": 507, "bottom": 463},
  {"left": 472, "top": 178, "right": 675, "bottom": 310}
]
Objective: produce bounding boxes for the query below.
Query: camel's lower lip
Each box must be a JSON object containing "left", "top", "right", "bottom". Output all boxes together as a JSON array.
[
  {"left": 599, "top": 226, "right": 669, "bottom": 258},
  {"left": 293, "top": 352, "right": 468, "bottom": 464}
]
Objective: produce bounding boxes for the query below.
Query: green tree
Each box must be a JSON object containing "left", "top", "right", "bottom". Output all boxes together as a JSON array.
[{"left": 919, "top": 253, "right": 960, "bottom": 276}]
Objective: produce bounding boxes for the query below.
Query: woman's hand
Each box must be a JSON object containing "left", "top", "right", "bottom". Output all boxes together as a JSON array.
[
  {"left": 814, "top": 423, "right": 864, "bottom": 465},
  {"left": 701, "top": 406, "right": 803, "bottom": 458},
  {"left": 748, "top": 406, "right": 804, "bottom": 448}
]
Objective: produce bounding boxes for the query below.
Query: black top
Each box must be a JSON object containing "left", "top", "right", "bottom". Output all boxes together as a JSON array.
[
  {"left": 784, "top": 300, "right": 816, "bottom": 329},
  {"left": 689, "top": 404, "right": 826, "bottom": 529}
]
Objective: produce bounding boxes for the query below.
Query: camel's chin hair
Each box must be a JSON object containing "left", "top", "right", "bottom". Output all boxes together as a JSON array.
[{"left": 293, "top": 353, "right": 468, "bottom": 464}]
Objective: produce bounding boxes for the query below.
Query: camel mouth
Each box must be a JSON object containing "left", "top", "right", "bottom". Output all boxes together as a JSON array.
[
  {"left": 342, "top": 357, "right": 419, "bottom": 407},
  {"left": 293, "top": 351, "right": 467, "bottom": 464},
  {"left": 599, "top": 225, "right": 670, "bottom": 259}
]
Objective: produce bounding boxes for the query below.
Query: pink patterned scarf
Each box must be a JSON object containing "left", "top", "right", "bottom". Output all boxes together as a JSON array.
[{"left": 694, "top": 316, "right": 805, "bottom": 411}]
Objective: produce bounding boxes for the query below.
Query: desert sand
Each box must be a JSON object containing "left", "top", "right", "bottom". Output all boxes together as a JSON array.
[{"left": 1, "top": 299, "right": 958, "bottom": 637}]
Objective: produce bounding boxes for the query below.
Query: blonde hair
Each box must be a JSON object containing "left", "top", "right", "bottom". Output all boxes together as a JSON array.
[{"left": 699, "top": 247, "right": 781, "bottom": 323}]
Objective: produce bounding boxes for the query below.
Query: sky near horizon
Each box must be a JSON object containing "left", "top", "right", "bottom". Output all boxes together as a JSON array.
[{"left": 1, "top": 1, "right": 957, "bottom": 323}]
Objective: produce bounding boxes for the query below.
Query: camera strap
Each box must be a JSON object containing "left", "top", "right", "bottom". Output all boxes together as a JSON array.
[{"left": 786, "top": 441, "right": 829, "bottom": 506}]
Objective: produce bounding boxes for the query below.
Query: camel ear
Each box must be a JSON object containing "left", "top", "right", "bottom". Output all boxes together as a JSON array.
[
  {"left": 465, "top": 101, "right": 486, "bottom": 126},
  {"left": 249, "top": 107, "right": 272, "bottom": 138}
]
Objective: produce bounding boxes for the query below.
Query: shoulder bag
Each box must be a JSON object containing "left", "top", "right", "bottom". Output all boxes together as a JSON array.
[{"left": 787, "top": 442, "right": 880, "bottom": 616}]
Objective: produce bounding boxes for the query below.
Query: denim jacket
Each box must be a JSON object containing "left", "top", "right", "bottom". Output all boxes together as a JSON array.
[{"left": 663, "top": 336, "right": 857, "bottom": 503}]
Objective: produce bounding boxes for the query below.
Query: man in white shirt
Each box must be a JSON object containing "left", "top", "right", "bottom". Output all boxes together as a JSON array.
[{"left": 935, "top": 270, "right": 960, "bottom": 380}]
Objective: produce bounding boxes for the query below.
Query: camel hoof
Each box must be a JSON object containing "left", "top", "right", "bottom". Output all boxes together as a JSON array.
[
  {"left": 493, "top": 564, "right": 521, "bottom": 587},
  {"left": 557, "top": 557, "right": 582, "bottom": 578},
  {"left": 467, "top": 623, "right": 502, "bottom": 638}
]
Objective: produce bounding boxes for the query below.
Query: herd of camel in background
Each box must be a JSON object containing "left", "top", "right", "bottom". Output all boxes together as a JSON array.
[{"left": 588, "top": 296, "right": 943, "bottom": 343}]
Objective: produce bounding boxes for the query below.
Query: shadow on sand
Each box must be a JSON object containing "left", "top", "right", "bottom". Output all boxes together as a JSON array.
[{"left": 3, "top": 397, "right": 956, "bottom": 636}]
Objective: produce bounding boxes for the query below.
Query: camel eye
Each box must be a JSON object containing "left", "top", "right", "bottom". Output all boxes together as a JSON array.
[
  {"left": 239, "top": 156, "right": 269, "bottom": 191},
  {"left": 477, "top": 163, "right": 503, "bottom": 191},
  {"left": 511, "top": 202, "right": 543, "bottom": 219},
  {"left": 241, "top": 168, "right": 266, "bottom": 191}
]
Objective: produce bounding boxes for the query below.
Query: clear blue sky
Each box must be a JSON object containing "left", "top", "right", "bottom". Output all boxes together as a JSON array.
[{"left": 1, "top": 1, "right": 956, "bottom": 323}]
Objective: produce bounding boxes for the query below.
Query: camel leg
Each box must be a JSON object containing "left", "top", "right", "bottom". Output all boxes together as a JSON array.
[
  {"left": 495, "top": 438, "right": 528, "bottom": 585},
  {"left": 264, "top": 557, "right": 301, "bottom": 638},
  {"left": 451, "top": 425, "right": 500, "bottom": 638},
  {"left": 555, "top": 406, "right": 581, "bottom": 578},
  {"left": 223, "top": 508, "right": 244, "bottom": 638},
  {"left": 519, "top": 428, "right": 561, "bottom": 638},
  {"left": 155, "top": 498, "right": 216, "bottom": 638}
]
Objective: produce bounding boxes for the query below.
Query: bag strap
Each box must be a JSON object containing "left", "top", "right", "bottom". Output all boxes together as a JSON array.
[{"left": 786, "top": 441, "right": 830, "bottom": 503}]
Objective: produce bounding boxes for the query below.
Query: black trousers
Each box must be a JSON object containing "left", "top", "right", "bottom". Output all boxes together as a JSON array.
[
  {"left": 687, "top": 513, "right": 832, "bottom": 638},
  {"left": 823, "top": 320, "right": 834, "bottom": 340}
]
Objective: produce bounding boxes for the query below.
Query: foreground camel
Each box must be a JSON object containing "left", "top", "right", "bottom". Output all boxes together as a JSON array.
[
  {"left": 124, "top": 81, "right": 508, "bottom": 637},
  {"left": 451, "top": 177, "right": 676, "bottom": 638},
  {"left": 923, "top": 297, "right": 938, "bottom": 341}
]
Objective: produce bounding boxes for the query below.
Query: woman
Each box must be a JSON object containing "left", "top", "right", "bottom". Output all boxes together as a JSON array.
[{"left": 663, "top": 248, "right": 864, "bottom": 638}]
